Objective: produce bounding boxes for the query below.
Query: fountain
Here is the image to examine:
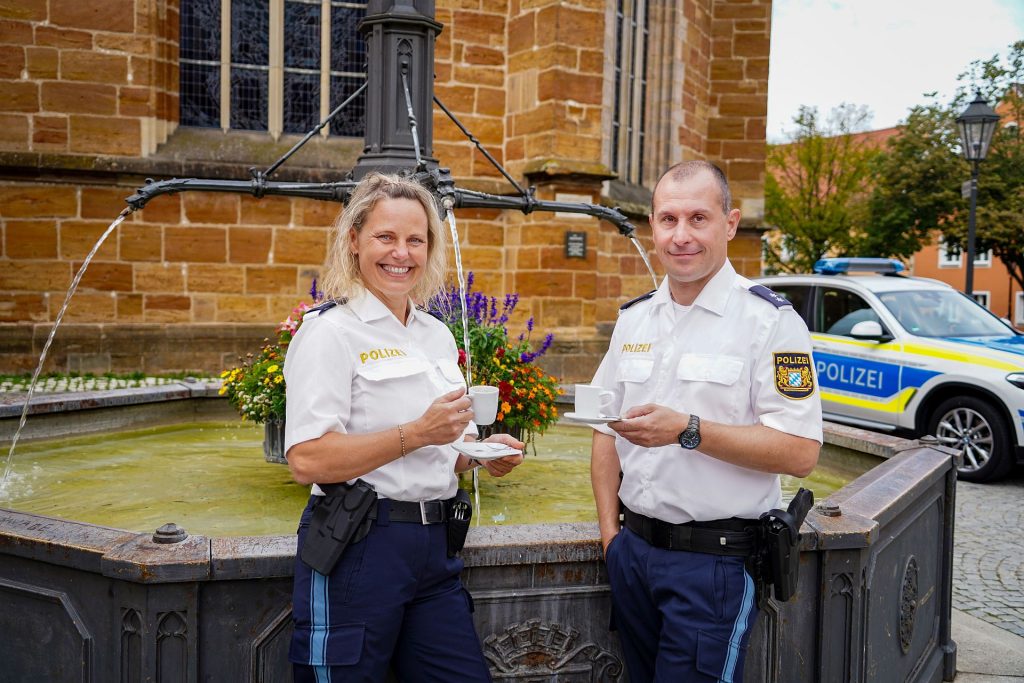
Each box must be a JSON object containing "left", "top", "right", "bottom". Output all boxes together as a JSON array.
[{"left": 0, "top": 1, "right": 958, "bottom": 681}]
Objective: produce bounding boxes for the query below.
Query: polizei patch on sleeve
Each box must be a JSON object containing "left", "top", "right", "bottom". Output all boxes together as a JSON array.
[{"left": 773, "top": 352, "right": 815, "bottom": 399}]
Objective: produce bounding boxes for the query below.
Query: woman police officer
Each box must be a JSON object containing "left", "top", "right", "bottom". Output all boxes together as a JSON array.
[{"left": 284, "top": 173, "right": 524, "bottom": 682}]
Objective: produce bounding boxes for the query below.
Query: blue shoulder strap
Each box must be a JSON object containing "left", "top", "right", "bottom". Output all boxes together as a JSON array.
[
  {"left": 303, "top": 298, "right": 346, "bottom": 318},
  {"left": 619, "top": 290, "right": 656, "bottom": 311},
  {"left": 748, "top": 285, "right": 791, "bottom": 309}
]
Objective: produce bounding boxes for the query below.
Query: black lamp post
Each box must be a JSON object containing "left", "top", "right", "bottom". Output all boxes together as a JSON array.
[{"left": 955, "top": 91, "right": 1000, "bottom": 297}]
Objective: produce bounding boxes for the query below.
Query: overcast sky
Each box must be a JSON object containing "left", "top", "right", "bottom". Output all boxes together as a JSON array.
[{"left": 767, "top": 0, "right": 1024, "bottom": 141}]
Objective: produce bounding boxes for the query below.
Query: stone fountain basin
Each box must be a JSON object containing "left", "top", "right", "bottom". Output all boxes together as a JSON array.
[{"left": 0, "top": 386, "right": 958, "bottom": 682}]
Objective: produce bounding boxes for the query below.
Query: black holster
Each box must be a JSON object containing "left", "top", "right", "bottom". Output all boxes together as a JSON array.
[
  {"left": 755, "top": 488, "right": 813, "bottom": 607},
  {"left": 300, "top": 479, "right": 377, "bottom": 575},
  {"left": 446, "top": 488, "right": 473, "bottom": 557}
]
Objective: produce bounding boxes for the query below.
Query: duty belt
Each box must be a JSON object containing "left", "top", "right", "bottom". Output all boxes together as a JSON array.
[
  {"left": 622, "top": 506, "right": 758, "bottom": 557},
  {"left": 370, "top": 498, "right": 448, "bottom": 525}
]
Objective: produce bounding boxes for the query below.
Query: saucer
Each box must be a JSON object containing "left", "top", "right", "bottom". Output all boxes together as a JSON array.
[
  {"left": 452, "top": 441, "right": 522, "bottom": 460},
  {"left": 564, "top": 412, "right": 622, "bottom": 424}
]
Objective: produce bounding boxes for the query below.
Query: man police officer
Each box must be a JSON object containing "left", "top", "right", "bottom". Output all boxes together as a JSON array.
[{"left": 589, "top": 161, "right": 823, "bottom": 683}]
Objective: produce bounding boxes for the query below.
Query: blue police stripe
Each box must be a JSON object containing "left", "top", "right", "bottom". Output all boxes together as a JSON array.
[
  {"left": 310, "top": 569, "right": 330, "bottom": 669},
  {"left": 721, "top": 569, "right": 755, "bottom": 683},
  {"left": 1018, "top": 409, "right": 1024, "bottom": 433}
]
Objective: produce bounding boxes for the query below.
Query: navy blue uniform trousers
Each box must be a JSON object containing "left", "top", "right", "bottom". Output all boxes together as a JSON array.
[
  {"left": 291, "top": 496, "right": 492, "bottom": 682},
  {"left": 605, "top": 527, "right": 758, "bottom": 683}
]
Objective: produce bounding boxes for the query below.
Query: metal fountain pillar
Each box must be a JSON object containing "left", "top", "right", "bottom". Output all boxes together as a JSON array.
[{"left": 354, "top": 0, "right": 441, "bottom": 178}]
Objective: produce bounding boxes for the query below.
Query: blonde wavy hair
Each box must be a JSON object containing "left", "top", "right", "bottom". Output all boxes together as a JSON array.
[{"left": 320, "top": 173, "right": 448, "bottom": 305}]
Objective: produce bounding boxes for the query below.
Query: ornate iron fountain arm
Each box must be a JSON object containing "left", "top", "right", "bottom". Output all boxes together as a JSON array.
[
  {"left": 124, "top": 176, "right": 360, "bottom": 211},
  {"left": 262, "top": 81, "right": 368, "bottom": 180},
  {"left": 449, "top": 186, "right": 638, "bottom": 238},
  {"left": 434, "top": 95, "right": 528, "bottom": 197}
]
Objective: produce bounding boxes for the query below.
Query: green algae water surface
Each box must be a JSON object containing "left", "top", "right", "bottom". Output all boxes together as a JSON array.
[{"left": 1, "top": 422, "right": 860, "bottom": 536}]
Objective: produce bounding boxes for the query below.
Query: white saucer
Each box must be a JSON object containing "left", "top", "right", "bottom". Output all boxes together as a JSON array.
[
  {"left": 452, "top": 441, "right": 523, "bottom": 460},
  {"left": 564, "top": 412, "right": 622, "bottom": 424}
]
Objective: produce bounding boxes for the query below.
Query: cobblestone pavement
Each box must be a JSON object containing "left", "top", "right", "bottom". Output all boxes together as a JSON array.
[{"left": 952, "top": 466, "right": 1024, "bottom": 637}]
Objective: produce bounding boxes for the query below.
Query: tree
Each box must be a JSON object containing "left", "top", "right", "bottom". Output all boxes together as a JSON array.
[
  {"left": 763, "top": 104, "right": 879, "bottom": 274},
  {"left": 870, "top": 41, "right": 1024, "bottom": 291}
]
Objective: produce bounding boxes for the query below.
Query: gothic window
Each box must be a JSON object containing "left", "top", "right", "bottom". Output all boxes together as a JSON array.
[
  {"left": 180, "top": 0, "right": 367, "bottom": 139},
  {"left": 611, "top": 0, "right": 649, "bottom": 185}
]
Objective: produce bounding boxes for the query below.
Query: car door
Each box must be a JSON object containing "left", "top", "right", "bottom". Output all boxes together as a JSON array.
[{"left": 807, "top": 285, "right": 908, "bottom": 431}]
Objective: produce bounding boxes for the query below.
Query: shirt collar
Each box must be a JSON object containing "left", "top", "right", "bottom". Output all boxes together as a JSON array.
[
  {"left": 348, "top": 289, "right": 417, "bottom": 325},
  {"left": 650, "top": 259, "right": 737, "bottom": 317}
]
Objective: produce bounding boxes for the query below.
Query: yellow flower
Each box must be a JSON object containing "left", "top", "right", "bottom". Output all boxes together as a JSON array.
[
  {"left": 267, "top": 364, "right": 280, "bottom": 373},
  {"left": 218, "top": 385, "right": 227, "bottom": 395},
  {"left": 501, "top": 401, "right": 511, "bottom": 413},
  {"left": 220, "top": 370, "right": 229, "bottom": 378},
  {"left": 274, "top": 375, "right": 283, "bottom": 384}
]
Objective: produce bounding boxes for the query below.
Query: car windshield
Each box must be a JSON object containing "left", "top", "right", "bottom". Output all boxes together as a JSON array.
[{"left": 877, "top": 290, "right": 1013, "bottom": 338}]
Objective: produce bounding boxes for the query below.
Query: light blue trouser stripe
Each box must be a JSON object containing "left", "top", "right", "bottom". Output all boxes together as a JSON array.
[
  {"left": 310, "top": 569, "right": 330, "bottom": 672},
  {"left": 720, "top": 569, "right": 755, "bottom": 683}
]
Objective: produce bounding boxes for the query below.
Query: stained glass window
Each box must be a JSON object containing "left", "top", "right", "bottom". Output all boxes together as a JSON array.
[
  {"left": 178, "top": 0, "right": 367, "bottom": 138},
  {"left": 180, "top": 0, "right": 221, "bottom": 127}
]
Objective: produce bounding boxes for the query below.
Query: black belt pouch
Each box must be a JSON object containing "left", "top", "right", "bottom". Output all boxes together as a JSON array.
[
  {"left": 300, "top": 479, "right": 377, "bottom": 575},
  {"left": 446, "top": 488, "right": 473, "bottom": 557}
]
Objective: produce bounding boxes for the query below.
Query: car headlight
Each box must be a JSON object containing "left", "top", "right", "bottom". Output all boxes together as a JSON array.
[{"left": 1007, "top": 373, "right": 1024, "bottom": 390}]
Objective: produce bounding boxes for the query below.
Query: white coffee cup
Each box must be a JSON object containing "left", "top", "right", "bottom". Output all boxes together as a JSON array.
[
  {"left": 574, "top": 384, "right": 615, "bottom": 417},
  {"left": 468, "top": 385, "right": 499, "bottom": 426}
]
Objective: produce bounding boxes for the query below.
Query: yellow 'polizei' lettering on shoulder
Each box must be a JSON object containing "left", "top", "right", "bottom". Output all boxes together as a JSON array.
[
  {"left": 821, "top": 387, "right": 917, "bottom": 413},
  {"left": 621, "top": 343, "right": 653, "bottom": 354},
  {"left": 358, "top": 348, "right": 408, "bottom": 364}
]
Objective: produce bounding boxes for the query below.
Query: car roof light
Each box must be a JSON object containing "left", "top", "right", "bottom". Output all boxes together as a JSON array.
[{"left": 813, "top": 257, "right": 906, "bottom": 275}]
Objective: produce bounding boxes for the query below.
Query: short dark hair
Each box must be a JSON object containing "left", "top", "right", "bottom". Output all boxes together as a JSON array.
[{"left": 653, "top": 160, "right": 732, "bottom": 215}]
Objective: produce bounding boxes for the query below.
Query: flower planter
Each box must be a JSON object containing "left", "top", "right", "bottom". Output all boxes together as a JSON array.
[
  {"left": 263, "top": 418, "right": 287, "bottom": 464},
  {"left": 477, "top": 423, "right": 524, "bottom": 443}
]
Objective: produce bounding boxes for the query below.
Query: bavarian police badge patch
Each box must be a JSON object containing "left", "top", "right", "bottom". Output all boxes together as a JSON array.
[{"left": 773, "top": 352, "right": 814, "bottom": 399}]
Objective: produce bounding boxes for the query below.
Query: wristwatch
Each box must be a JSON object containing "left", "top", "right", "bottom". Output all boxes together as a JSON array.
[{"left": 677, "top": 414, "right": 701, "bottom": 449}]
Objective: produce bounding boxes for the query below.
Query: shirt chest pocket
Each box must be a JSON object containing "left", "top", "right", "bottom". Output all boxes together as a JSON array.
[
  {"left": 615, "top": 357, "right": 655, "bottom": 383},
  {"left": 675, "top": 354, "right": 745, "bottom": 421},
  {"left": 434, "top": 358, "right": 467, "bottom": 391},
  {"left": 676, "top": 354, "right": 744, "bottom": 385},
  {"left": 355, "top": 357, "right": 430, "bottom": 383}
]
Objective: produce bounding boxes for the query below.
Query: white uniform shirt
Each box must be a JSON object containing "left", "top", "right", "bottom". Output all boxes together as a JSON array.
[
  {"left": 592, "top": 260, "right": 823, "bottom": 523},
  {"left": 284, "top": 290, "right": 471, "bottom": 501}
]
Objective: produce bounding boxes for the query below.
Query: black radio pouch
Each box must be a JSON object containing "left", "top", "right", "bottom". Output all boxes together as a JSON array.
[
  {"left": 758, "top": 487, "right": 813, "bottom": 604},
  {"left": 446, "top": 488, "right": 473, "bottom": 558},
  {"left": 300, "top": 479, "right": 377, "bottom": 575}
]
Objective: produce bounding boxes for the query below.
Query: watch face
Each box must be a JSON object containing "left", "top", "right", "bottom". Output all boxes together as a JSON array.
[
  {"left": 678, "top": 415, "right": 701, "bottom": 449},
  {"left": 678, "top": 429, "right": 701, "bottom": 449}
]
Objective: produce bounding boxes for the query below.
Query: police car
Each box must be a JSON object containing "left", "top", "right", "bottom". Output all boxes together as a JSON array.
[{"left": 756, "top": 258, "right": 1024, "bottom": 482}]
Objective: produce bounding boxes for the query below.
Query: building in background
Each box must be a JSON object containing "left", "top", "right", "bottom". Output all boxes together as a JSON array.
[{"left": 0, "top": 0, "right": 773, "bottom": 380}]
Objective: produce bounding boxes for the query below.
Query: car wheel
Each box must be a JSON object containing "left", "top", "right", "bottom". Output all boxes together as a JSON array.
[{"left": 927, "top": 396, "right": 1013, "bottom": 483}]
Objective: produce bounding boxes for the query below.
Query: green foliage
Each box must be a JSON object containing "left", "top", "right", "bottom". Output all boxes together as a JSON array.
[
  {"left": 869, "top": 40, "right": 1024, "bottom": 289},
  {"left": 764, "top": 104, "right": 879, "bottom": 273},
  {"left": 219, "top": 302, "right": 314, "bottom": 423},
  {"left": 428, "top": 275, "right": 563, "bottom": 444}
]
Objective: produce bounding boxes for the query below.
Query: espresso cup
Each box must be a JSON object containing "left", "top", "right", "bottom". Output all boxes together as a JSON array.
[
  {"left": 574, "top": 384, "right": 615, "bottom": 417},
  {"left": 468, "top": 385, "right": 499, "bottom": 426}
]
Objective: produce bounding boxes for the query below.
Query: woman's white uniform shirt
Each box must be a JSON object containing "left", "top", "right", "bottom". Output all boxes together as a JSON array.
[
  {"left": 592, "top": 260, "right": 823, "bottom": 523},
  {"left": 284, "top": 290, "right": 471, "bottom": 501}
]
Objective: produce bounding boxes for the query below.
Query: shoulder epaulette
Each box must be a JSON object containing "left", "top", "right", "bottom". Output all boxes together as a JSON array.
[
  {"left": 748, "top": 285, "right": 791, "bottom": 309},
  {"left": 302, "top": 298, "right": 347, "bottom": 320},
  {"left": 619, "top": 290, "right": 657, "bottom": 311}
]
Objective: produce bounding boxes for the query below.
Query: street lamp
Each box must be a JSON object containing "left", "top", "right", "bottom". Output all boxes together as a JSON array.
[{"left": 955, "top": 91, "right": 1000, "bottom": 297}]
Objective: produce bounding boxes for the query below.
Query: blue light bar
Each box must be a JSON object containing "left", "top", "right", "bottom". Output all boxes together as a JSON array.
[{"left": 813, "top": 258, "right": 906, "bottom": 275}]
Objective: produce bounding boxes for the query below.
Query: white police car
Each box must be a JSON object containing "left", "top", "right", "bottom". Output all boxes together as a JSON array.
[{"left": 757, "top": 258, "right": 1024, "bottom": 482}]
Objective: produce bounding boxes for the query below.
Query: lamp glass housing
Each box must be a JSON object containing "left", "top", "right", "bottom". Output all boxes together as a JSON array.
[{"left": 956, "top": 92, "right": 1000, "bottom": 162}]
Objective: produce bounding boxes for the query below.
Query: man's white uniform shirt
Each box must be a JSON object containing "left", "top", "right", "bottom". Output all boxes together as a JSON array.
[
  {"left": 592, "top": 260, "right": 823, "bottom": 524},
  {"left": 284, "top": 290, "right": 471, "bottom": 501}
]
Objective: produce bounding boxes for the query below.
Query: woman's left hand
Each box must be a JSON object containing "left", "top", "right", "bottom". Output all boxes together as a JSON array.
[{"left": 480, "top": 433, "right": 525, "bottom": 477}]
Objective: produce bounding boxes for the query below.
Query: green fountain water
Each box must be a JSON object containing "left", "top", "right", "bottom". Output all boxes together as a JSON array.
[{"left": 1, "top": 422, "right": 860, "bottom": 536}]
